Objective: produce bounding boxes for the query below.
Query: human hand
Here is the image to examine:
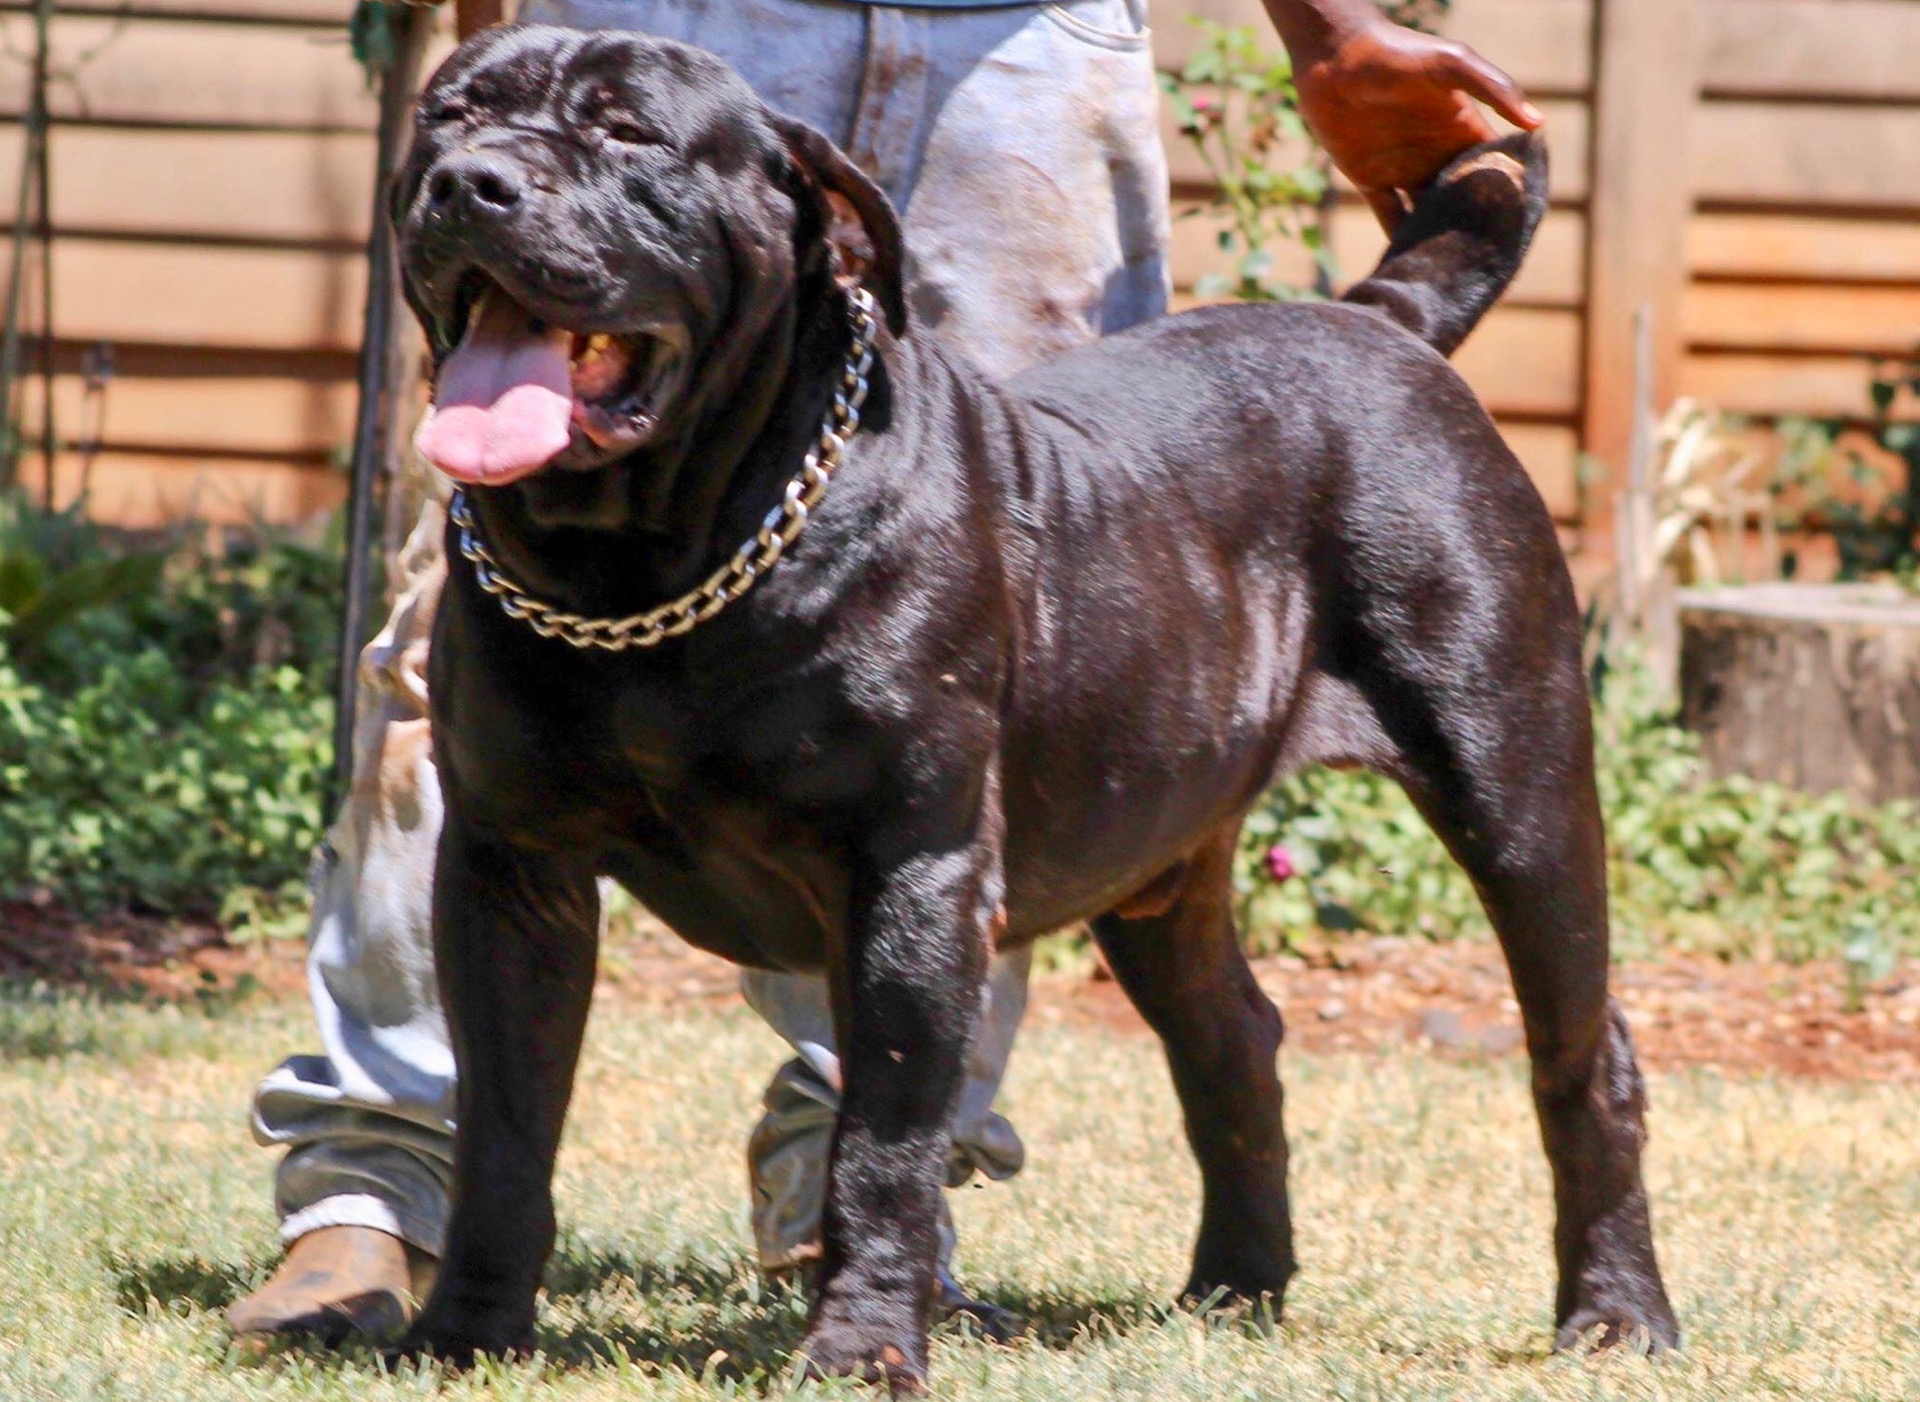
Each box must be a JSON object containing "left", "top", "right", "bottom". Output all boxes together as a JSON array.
[{"left": 1292, "top": 18, "right": 1543, "bottom": 231}]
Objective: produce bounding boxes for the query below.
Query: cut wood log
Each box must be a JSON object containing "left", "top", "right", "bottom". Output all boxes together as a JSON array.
[{"left": 1678, "top": 582, "right": 1920, "bottom": 804}]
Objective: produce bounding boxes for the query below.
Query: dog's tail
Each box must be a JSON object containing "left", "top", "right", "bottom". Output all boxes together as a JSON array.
[{"left": 1339, "top": 132, "right": 1548, "bottom": 359}]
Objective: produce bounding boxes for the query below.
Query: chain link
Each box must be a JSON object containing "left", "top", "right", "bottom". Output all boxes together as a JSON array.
[{"left": 449, "top": 288, "right": 877, "bottom": 652}]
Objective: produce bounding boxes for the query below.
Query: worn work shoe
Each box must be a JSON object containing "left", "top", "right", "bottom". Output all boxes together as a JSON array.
[
  {"left": 227, "top": 1225, "right": 437, "bottom": 1345},
  {"left": 935, "top": 1263, "right": 1026, "bottom": 1343}
]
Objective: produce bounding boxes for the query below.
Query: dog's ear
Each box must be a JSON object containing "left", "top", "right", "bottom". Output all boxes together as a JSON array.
[{"left": 774, "top": 115, "right": 907, "bottom": 336}]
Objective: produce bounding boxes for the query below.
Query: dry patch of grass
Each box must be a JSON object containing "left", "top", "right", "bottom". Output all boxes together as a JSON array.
[{"left": 1, "top": 988, "right": 1915, "bottom": 1399}]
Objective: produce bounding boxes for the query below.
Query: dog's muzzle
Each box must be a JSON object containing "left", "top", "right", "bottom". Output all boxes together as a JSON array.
[{"left": 450, "top": 288, "right": 879, "bottom": 652}]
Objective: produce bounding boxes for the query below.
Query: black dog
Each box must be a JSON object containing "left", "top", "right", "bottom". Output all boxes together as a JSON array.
[{"left": 394, "top": 26, "right": 1678, "bottom": 1387}]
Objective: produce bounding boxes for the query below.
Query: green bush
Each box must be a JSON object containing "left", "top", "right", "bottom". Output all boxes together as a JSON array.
[
  {"left": 1770, "top": 352, "right": 1920, "bottom": 586},
  {"left": 0, "top": 497, "right": 339, "bottom": 930},
  {"left": 1235, "top": 653, "right": 1920, "bottom": 964}
]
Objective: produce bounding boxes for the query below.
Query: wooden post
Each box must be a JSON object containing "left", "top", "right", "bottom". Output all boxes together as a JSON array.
[
  {"left": 332, "top": 8, "right": 431, "bottom": 802},
  {"left": 1582, "top": 0, "right": 1700, "bottom": 505},
  {"left": 1614, "top": 304, "right": 1653, "bottom": 624}
]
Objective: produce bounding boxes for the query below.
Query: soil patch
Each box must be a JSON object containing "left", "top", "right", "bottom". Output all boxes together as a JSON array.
[
  {"left": 4, "top": 902, "right": 1913, "bottom": 1081},
  {"left": 1038, "top": 937, "right": 1920, "bottom": 1082},
  {"left": 0, "top": 899, "right": 305, "bottom": 1001},
  {"left": 593, "top": 923, "right": 1920, "bottom": 1083}
]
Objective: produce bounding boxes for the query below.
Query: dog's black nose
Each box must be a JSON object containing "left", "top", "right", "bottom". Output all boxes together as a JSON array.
[{"left": 427, "top": 152, "right": 527, "bottom": 216}]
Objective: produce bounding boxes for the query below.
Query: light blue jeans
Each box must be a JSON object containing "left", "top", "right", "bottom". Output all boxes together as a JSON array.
[{"left": 248, "top": 0, "right": 1169, "bottom": 1272}]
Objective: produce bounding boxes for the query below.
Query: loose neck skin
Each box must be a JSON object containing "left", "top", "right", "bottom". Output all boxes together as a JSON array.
[{"left": 463, "top": 270, "right": 862, "bottom": 621}]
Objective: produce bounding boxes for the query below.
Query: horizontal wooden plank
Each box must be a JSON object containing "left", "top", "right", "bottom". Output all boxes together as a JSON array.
[
  {"left": 0, "top": 15, "right": 378, "bottom": 129},
  {"left": 1444, "top": 0, "right": 1596, "bottom": 96},
  {"left": 1685, "top": 283, "right": 1920, "bottom": 357},
  {"left": 10, "top": 238, "right": 370, "bottom": 350},
  {"left": 1680, "top": 350, "right": 1887, "bottom": 419},
  {"left": 1693, "top": 103, "right": 1920, "bottom": 211},
  {"left": 1168, "top": 204, "right": 1587, "bottom": 307},
  {"left": 0, "top": 0, "right": 354, "bottom": 23},
  {"left": 1454, "top": 306, "right": 1583, "bottom": 417},
  {"left": 1497, "top": 419, "right": 1580, "bottom": 521},
  {"left": 1689, "top": 212, "right": 1920, "bottom": 284},
  {"left": 16, "top": 375, "right": 361, "bottom": 457},
  {"left": 1701, "top": 0, "right": 1920, "bottom": 102},
  {"left": 33, "top": 337, "right": 359, "bottom": 380},
  {"left": 1154, "top": 0, "right": 1594, "bottom": 94},
  {"left": 19, "top": 452, "right": 345, "bottom": 527},
  {"left": 7, "top": 126, "right": 379, "bottom": 244}
]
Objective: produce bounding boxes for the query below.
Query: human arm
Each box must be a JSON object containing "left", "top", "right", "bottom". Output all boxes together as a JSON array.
[{"left": 1260, "top": 0, "right": 1543, "bottom": 229}]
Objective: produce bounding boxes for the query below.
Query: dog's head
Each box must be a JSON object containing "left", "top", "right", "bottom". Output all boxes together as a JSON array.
[{"left": 395, "top": 26, "right": 904, "bottom": 524}]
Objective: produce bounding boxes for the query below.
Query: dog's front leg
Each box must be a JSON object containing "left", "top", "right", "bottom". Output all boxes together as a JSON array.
[
  {"left": 399, "top": 817, "right": 600, "bottom": 1363},
  {"left": 799, "top": 828, "right": 1000, "bottom": 1394}
]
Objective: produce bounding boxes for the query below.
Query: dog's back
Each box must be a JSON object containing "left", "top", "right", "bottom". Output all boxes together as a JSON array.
[{"left": 975, "top": 132, "right": 1555, "bottom": 933}]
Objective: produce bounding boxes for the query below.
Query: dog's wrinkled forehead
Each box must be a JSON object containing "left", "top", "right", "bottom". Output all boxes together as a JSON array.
[{"left": 423, "top": 24, "right": 776, "bottom": 160}]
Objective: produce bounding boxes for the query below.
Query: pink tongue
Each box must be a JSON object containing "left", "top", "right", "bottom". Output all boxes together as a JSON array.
[{"left": 415, "top": 293, "right": 574, "bottom": 484}]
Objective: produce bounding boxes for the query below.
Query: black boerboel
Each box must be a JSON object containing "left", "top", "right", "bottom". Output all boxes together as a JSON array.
[{"left": 393, "top": 25, "right": 1679, "bottom": 1389}]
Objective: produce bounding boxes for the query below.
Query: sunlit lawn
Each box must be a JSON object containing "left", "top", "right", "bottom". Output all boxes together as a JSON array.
[{"left": 1, "top": 982, "right": 1915, "bottom": 1399}]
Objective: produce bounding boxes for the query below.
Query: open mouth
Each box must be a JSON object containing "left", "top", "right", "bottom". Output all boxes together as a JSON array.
[{"left": 414, "top": 273, "right": 684, "bottom": 486}]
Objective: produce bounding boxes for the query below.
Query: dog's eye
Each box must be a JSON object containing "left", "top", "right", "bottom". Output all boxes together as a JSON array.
[
  {"left": 601, "top": 115, "right": 658, "bottom": 146},
  {"left": 426, "top": 98, "right": 470, "bottom": 125}
]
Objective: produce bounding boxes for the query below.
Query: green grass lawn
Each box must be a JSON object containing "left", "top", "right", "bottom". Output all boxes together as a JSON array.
[{"left": 1, "top": 985, "right": 1915, "bottom": 1400}]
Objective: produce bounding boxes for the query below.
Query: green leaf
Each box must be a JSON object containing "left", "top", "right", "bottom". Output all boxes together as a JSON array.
[
  {"left": 5, "top": 552, "right": 164, "bottom": 655},
  {"left": 0, "top": 547, "right": 48, "bottom": 616}
]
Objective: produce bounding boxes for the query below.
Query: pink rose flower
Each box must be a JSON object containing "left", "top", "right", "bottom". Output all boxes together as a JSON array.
[{"left": 1264, "top": 844, "right": 1296, "bottom": 882}]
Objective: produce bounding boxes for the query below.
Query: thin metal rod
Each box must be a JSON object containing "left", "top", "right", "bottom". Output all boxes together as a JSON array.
[
  {"left": 331, "top": 5, "right": 429, "bottom": 803},
  {"left": 0, "top": 147, "right": 33, "bottom": 492},
  {"left": 33, "top": 7, "right": 54, "bottom": 509},
  {"left": 0, "top": 0, "right": 53, "bottom": 495}
]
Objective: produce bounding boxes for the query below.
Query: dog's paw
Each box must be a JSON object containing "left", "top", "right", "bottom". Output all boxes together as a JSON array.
[
  {"left": 796, "top": 1318, "right": 929, "bottom": 1396},
  {"left": 388, "top": 1304, "right": 535, "bottom": 1370},
  {"left": 1553, "top": 1302, "right": 1681, "bottom": 1356},
  {"left": 1179, "top": 1256, "right": 1295, "bottom": 1317}
]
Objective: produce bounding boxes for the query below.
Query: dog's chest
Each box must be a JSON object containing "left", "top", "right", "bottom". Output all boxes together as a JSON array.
[{"left": 449, "top": 617, "right": 898, "bottom": 855}]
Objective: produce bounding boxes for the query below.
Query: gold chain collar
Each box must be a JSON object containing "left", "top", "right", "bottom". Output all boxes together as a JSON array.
[{"left": 448, "top": 288, "right": 877, "bottom": 652}]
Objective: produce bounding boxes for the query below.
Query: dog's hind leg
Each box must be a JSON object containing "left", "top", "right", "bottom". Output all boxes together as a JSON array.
[
  {"left": 1405, "top": 736, "right": 1677, "bottom": 1350},
  {"left": 1091, "top": 829, "right": 1295, "bottom": 1308},
  {"left": 1322, "top": 571, "right": 1680, "bottom": 1352}
]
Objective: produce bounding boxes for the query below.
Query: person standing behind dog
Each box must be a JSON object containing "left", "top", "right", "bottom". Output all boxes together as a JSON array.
[{"left": 227, "top": 0, "right": 1540, "bottom": 1343}]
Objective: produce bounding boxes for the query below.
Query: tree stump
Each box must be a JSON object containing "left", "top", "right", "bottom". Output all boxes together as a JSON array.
[{"left": 1678, "top": 583, "right": 1920, "bottom": 805}]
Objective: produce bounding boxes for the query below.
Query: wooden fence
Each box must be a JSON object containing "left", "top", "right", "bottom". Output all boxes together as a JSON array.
[
  {"left": 0, "top": 0, "right": 1912, "bottom": 532},
  {"left": 0, "top": 0, "right": 441, "bottom": 524}
]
